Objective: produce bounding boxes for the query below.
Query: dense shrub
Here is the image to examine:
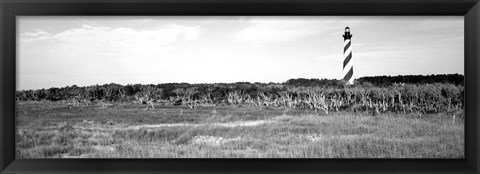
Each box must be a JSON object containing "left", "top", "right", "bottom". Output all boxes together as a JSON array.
[{"left": 16, "top": 74, "right": 464, "bottom": 115}]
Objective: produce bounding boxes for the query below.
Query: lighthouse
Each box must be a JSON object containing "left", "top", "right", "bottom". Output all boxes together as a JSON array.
[{"left": 342, "top": 27, "right": 354, "bottom": 85}]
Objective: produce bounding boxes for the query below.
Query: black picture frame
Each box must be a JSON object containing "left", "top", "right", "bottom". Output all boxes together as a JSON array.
[{"left": 1, "top": 0, "right": 479, "bottom": 173}]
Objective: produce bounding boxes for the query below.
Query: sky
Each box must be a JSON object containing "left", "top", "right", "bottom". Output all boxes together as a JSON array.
[{"left": 17, "top": 16, "right": 464, "bottom": 90}]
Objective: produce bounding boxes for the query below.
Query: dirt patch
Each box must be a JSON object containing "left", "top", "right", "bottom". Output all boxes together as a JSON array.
[
  {"left": 301, "top": 134, "right": 376, "bottom": 142},
  {"left": 212, "top": 120, "right": 275, "bottom": 127},
  {"left": 126, "top": 119, "right": 277, "bottom": 130},
  {"left": 190, "top": 136, "right": 241, "bottom": 146}
]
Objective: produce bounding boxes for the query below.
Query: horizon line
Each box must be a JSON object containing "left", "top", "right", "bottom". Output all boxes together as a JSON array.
[{"left": 16, "top": 73, "right": 465, "bottom": 91}]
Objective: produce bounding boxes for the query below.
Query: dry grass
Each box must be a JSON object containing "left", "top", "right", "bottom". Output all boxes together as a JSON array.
[{"left": 16, "top": 102, "right": 464, "bottom": 158}]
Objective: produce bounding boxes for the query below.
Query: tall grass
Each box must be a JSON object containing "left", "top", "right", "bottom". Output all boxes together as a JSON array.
[{"left": 16, "top": 103, "right": 464, "bottom": 158}]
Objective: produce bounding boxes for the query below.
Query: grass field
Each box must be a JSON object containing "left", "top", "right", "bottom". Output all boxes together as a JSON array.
[{"left": 16, "top": 101, "right": 464, "bottom": 158}]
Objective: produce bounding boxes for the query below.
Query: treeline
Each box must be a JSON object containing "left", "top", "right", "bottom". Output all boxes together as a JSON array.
[
  {"left": 16, "top": 74, "right": 464, "bottom": 103},
  {"left": 16, "top": 82, "right": 289, "bottom": 103},
  {"left": 356, "top": 74, "right": 464, "bottom": 86},
  {"left": 15, "top": 74, "right": 464, "bottom": 115},
  {"left": 285, "top": 78, "right": 344, "bottom": 87}
]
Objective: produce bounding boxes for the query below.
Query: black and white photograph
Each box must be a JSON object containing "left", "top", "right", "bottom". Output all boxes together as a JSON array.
[{"left": 15, "top": 16, "right": 464, "bottom": 158}]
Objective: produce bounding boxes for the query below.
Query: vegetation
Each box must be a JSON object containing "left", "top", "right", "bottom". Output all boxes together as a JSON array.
[
  {"left": 16, "top": 103, "right": 464, "bottom": 158},
  {"left": 15, "top": 74, "right": 465, "bottom": 158},
  {"left": 16, "top": 74, "right": 464, "bottom": 116},
  {"left": 356, "top": 73, "right": 464, "bottom": 86}
]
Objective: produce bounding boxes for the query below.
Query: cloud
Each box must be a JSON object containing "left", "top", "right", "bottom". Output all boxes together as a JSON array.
[
  {"left": 20, "top": 24, "right": 202, "bottom": 46},
  {"left": 231, "top": 17, "right": 367, "bottom": 46},
  {"left": 50, "top": 24, "right": 201, "bottom": 57},
  {"left": 232, "top": 19, "right": 333, "bottom": 46},
  {"left": 18, "top": 24, "right": 203, "bottom": 87},
  {"left": 20, "top": 29, "right": 53, "bottom": 43},
  {"left": 20, "top": 23, "right": 202, "bottom": 65},
  {"left": 412, "top": 17, "right": 463, "bottom": 31}
]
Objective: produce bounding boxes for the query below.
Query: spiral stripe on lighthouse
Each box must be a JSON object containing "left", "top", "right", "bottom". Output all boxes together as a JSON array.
[
  {"left": 343, "top": 39, "right": 353, "bottom": 84},
  {"left": 344, "top": 39, "right": 350, "bottom": 46},
  {"left": 343, "top": 40, "right": 351, "bottom": 53},
  {"left": 343, "top": 51, "right": 352, "bottom": 68}
]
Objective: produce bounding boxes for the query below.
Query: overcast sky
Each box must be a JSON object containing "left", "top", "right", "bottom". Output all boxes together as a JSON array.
[{"left": 17, "top": 16, "right": 463, "bottom": 90}]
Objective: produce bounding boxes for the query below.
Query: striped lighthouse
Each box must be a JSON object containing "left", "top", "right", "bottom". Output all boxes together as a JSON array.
[{"left": 342, "top": 27, "right": 354, "bottom": 85}]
